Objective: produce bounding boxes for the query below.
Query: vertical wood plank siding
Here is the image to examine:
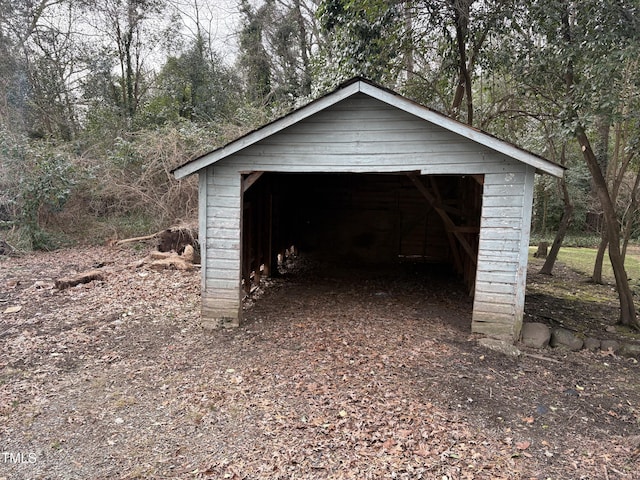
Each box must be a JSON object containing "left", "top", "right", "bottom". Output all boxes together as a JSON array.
[{"left": 203, "top": 93, "right": 534, "bottom": 338}]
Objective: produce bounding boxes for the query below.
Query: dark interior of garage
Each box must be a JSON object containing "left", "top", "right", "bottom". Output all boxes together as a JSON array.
[{"left": 241, "top": 172, "right": 483, "bottom": 293}]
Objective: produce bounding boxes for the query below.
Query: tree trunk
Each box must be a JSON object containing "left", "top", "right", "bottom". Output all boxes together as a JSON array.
[
  {"left": 404, "top": 3, "right": 415, "bottom": 80},
  {"left": 540, "top": 176, "right": 573, "bottom": 275},
  {"left": 591, "top": 115, "right": 610, "bottom": 284},
  {"left": 576, "top": 127, "right": 639, "bottom": 330},
  {"left": 621, "top": 170, "right": 640, "bottom": 263},
  {"left": 592, "top": 230, "right": 608, "bottom": 284},
  {"left": 55, "top": 269, "right": 105, "bottom": 290},
  {"left": 594, "top": 115, "right": 610, "bottom": 179},
  {"left": 451, "top": 0, "right": 473, "bottom": 125},
  {"left": 293, "top": 0, "right": 311, "bottom": 96}
]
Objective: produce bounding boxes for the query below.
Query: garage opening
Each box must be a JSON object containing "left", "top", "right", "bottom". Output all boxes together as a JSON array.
[{"left": 241, "top": 172, "right": 483, "bottom": 294}]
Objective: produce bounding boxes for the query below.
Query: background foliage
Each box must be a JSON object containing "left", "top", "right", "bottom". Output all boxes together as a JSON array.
[{"left": 1, "top": 0, "right": 639, "bottom": 251}]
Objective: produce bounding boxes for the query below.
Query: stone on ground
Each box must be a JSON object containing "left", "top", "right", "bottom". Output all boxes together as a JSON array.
[
  {"left": 619, "top": 343, "right": 640, "bottom": 359},
  {"left": 583, "top": 337, "right": 601, "bottom": 351},
  {"left": 550, "top": 327, "right": 584, "bottom": 351},
  {"left": 520, "top": 322, "right": 551, "bottom": 349},
  {"left": 601, "top": 339, "right": 621, "bottom": 354}
]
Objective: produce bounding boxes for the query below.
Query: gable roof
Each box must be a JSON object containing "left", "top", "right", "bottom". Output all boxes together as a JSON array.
[{"left": 173, "top": 77, "right": 564, "bottom": 180}]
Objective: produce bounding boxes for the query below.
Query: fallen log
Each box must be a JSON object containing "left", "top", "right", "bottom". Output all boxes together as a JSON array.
[
  {"left": 147, "top": 254, "right": 194, "bottom": 271},
  {"left": 182, "top": 244, "right": 195, "bottom": 263},
  {"left": 55, "top": 242, "right": 197, "bottom": 290},
  {"left": 55, "top": 269, "right": 105, "bottom": 290},
  {"left": 115, "top": 233, "right": 159, "bottom": 246},
  {"left": 149, "top": 251, "right": 172, "bottom": 260},
  {"left": 149, "top": 248, "right": 195, "bottom": 271}
]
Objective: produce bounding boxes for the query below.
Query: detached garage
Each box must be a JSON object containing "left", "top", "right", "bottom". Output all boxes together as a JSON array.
[{"left": 173, "top": 78, "right": 563, "bottom": 342}]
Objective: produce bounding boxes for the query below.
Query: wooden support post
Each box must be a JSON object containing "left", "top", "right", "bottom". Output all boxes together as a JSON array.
[
  {"left": 242, "top": 201, "right": 252, "bottom": 293},
  {"left": 263, "top": 193, "right": 274, "bottom": 277},
  {"left": 254, "top": 198, "right": 263, "bottom": 286}
]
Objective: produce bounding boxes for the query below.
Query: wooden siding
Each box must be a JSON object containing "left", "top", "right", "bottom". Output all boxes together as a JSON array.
[
  {"left": 472, "top": 167, "right": 534, "bottom": 340},
  {"left": 201, "top": 165, "right": 242, "bottom": 329},
  {"left": 198, "top": 171, "right": 208, "bottom": 290},
  {"left": 221, "top": 94, "right": 514, "bottom": 175}
]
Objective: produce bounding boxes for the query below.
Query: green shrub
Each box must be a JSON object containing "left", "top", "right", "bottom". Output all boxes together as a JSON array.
[{"left": 0, "top": 130, "right": 76, "bottom": 250}]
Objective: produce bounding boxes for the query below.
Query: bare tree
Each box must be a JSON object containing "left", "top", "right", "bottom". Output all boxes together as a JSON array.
[{"left": 79, "top": 0, "right": 166, "bottom": 123}]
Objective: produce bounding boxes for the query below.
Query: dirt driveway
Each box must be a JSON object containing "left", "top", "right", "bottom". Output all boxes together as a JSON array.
[{"left": 1, "top": 247, "right": 639, "bottom": 479}]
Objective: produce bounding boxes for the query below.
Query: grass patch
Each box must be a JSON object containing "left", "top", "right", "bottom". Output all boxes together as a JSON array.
[
  {"left": 558, "top": 247, "right": 640, "bottom": 284},
  {"left": 529, "top": 246, "right": 640, "bottom": 286}
]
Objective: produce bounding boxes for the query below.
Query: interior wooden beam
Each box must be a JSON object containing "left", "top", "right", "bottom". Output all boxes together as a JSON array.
[
  {"left": 242, "top": 171, "right": 264, "bottom": 193},
  {"left": 407, "top": 174, "right": 477, "bottom": 265},
  {"left": 242, "top": 201, "right": 252, "bottom": 293}
]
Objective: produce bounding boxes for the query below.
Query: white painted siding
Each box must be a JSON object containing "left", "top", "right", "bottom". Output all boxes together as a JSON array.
[
  {"left": 198, "top": 171, "right": 208, "bottom": 291},
  {"left": 218, "top": 95, "right": 514, "bottom": 175},
  {"left": 472, "top": 166, "right": 534, "bottom": 339},
  {"left": 201, "top": 164, "right": 242, "bottom": 329}
]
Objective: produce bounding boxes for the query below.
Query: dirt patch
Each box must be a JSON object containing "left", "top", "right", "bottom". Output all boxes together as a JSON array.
[{"left": 0, "top": 248, "right": 638, "bottom": 479}]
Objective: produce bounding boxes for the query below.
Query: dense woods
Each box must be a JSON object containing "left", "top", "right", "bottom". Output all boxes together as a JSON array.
[{"left": 1, "top": 0, "right": 639, "bottom": 328}]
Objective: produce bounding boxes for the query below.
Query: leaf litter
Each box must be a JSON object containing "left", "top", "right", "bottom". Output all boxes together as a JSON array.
[{"left": 0, "top": 247, "right": 638, "bottom": 479}]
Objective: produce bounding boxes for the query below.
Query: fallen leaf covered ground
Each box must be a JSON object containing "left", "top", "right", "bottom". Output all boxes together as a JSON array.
[{"left": 1, "top": 247, "right": 639, "bottom": 479}]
